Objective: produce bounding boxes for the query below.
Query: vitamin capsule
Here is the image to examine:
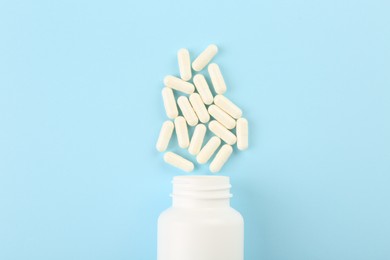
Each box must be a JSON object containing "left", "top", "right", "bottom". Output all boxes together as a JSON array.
[
  {"left": 196, "top": 136, "right": 221, "bottom": 164},
  {"left": 208, "top": 105, "right": 236, "bottom": 130},
  {"left": 156, "top": 121, "right": 174, "bottom": 152},
  {"left": 214, "top": 94, "right": 242, "bottom": 119},
  {"left": 236, "top": 118, "right": 248, "bottom": 150},
  {"left": 193, "top": 74, "right": 214, "bottom": 105},
  {"left": 178, "top": 48, "right": 192, "bottom": 81},
  {"left": 208, "top": 63, "right": 226, "bottom": 94},
  {"left": 177, "top": 96, "right": 199, "bottom": 126},
  {"left": 209, "top": 120, "right": 237, "bottom": 145},
  {"left": 162, "top": 87, "right": 179, "bottom": 119},
  {"left": 209, "top": 144, "right": 233, "bottom": 173},
  {"left": 189, "top": 93, "right": 210, "bottom": 123},
  {"left": 192, "top": 44, "right": 218, "bottom": 72},
  {"left": 164, "top": 75, "right": 195, "bottom": 94},
  {"left": 164, "top": 152, "right": 194, "bottom": 172},
  {"left": 188, "top": 124, "right": 207, "bottom": 155},
  {"left": 174, "top": 116, "right": 189, "bottom": 148}
]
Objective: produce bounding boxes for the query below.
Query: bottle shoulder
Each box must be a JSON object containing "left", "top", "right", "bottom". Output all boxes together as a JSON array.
[{"left": 158, "top": 206, "right": 244, "bottom": 225}]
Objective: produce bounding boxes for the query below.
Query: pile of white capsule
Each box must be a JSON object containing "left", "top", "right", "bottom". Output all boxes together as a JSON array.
[{"left": 156, "top": 44, "right": 249, "bottom": 173}]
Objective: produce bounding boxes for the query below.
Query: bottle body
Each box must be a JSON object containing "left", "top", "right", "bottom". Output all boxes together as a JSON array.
[{"left": 157, "top": 176, "right": 244, "bottom": 260}]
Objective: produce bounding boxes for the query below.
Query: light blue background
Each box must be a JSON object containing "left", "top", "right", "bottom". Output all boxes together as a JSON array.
[{"left": 1, "top": 0, "right": 389, "bottom": 259}]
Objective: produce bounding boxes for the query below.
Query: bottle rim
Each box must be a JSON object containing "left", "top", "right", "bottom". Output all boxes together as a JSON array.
[{"left": 171, "top": 175, "right": 232, "bottom": 200}]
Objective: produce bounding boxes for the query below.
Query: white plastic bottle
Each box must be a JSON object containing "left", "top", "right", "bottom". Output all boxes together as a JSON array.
[{"left": 157, "top": 176, "right": 244, "bottom": 260}]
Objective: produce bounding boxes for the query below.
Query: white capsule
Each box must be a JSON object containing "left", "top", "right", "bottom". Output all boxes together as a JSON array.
[
  {"left": 156, "top": 121, "right": 174, "bottom": 152},
  {"left": 189, "top": 93, "right": 210, "bottom": 123},
  {"left": 208, "top": 105, "right": 236, "bottom": 130},
  {"left": 188, "top": 124, "right": 207, "bottom": 155},
  {"left": 237, "top": 118, "right": 249, "bottom": 150},
  {"left": 164, "top": 152, "right": 194, "bottom": 172},
  {"left": 210, "top": 144, "right": 233, "bottom": 173},
  {"left": 209, "top": 120, "right": 237, "bottom": 145},
  {"left": 162, "top": 87, "right": 179, "bottom": 119},
  {"left": 192, "top": 44, "right": 218, "bottom": 72},
  {"left": 208, "top": 63, "right": 227, "bottom": 94},
  {"left": 177, "top": 48, "right": 192, "bottom": 81},
  {"left": 174, "top": 116, "right": 189, "bottom": 148},
  {"left": 196, "top": 136, "right": 221, "bottom": 164},
  {"left": 214, "top": 95, "right": 242, "bottom": 119},
  {"left": 177, "top": 96, "right": 198, "bottom": 126},
  {"left": 164, "top": 75, "right": 195, "bottom": 94},
  {"left": 193, "top": 74, "right": 214, "bottom": 105}
]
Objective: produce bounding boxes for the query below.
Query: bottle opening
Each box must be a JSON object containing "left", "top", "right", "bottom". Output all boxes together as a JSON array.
[{"left": 171, "top": 175, "right": 232, "bottom": 200}]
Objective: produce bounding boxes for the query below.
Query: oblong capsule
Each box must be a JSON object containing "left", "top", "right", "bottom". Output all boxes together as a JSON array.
[
  {"left": 174, "top": 116, "right": 189, "bottom": 148},
  {"left": 178, "top": 48, "right": 192, "bottom": 81},
  {"left": 196, "top": 136, "right": 221, "bottom": 164},
  {"left": 164, "top": 152, "right": 194, "bottom": 172},
  {"left": 192, "top": 44, "right": 218, "bottom": 72},
  {"left": 209, "top": 144, "right": 233, "bottom": 173},
  {"left": 162, "top": 87, "right": 178, "bottom": 119},
  {"left": 208, "top": 63, "right": 227, "bottom": 94},
  {"left": 237, "top": 118, "right": 248, "bottom": 150},
  {"left": 193, "top": 74, "right": 214, "bottom": 105},
  {"left": 208, "top": 120, "right": 237, "bottom": 145},
  {"left": 208, "top": 105, "right": 236, "bottom": 130},
  {"left": 189, "top": 93, "right": 210, "bottom": 123},
  {"left": 156, "top": 120, "right": 174, "bottom": 152},
  {"left": 164, "top": 75, "right": 195, "bottom": 94},
  {"left": 177, "top": 96, "right": 198, "bottom": 126},
  {"left": 214, "top": 95, "right": 242, "bottom": 119},
  {"left": 188, "top": 124, "right": 207, "bottom": 155}
]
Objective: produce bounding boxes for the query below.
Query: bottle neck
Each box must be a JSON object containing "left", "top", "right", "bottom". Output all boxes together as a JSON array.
[
  {"left": 171, "top": 176, "right": 232, "bottom": 209},
  {"left": 173, "top": 197, "right": 230, "bottom": 208}
]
